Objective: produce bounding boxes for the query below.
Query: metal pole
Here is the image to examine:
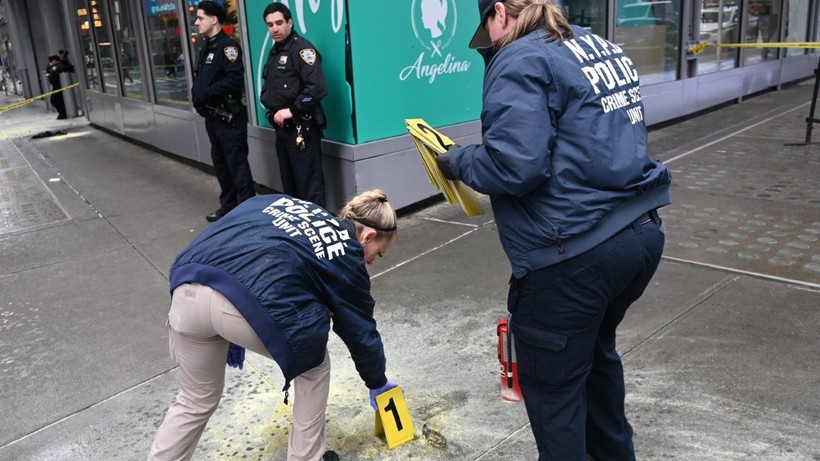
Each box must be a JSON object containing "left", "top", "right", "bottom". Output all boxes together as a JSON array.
[{"left": 804, "top": 58, "right": 820, "bottom": 144}]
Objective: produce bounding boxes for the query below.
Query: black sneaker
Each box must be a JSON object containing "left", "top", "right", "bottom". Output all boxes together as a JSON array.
[
  {"left": 206, "top": 207, "right": 229, "bottom": 222},
  {"left": 323, "top": 450, "right": 340, "bottom": 461}
]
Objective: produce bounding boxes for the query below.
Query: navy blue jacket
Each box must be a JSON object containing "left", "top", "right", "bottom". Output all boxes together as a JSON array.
[
  {"left": 169, "top": 195, "right": 387, "bottom": 391},
  {"left": 447, "top": 26, "right": 672, "bottom": 278}
]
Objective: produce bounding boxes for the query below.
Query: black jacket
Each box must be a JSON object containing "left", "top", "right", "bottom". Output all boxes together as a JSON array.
[
  {"left": 260, "top": 32, "right": 327, "bottom": 124},
  {"left": 46, "top": 60, "right": 73, "bottom": 88},
  {"left": 191, "top": 30, "right": 245, "bottom": 110}
]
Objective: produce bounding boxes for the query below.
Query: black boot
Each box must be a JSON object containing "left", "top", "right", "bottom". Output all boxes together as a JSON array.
[{"left": 205, "top": 207, "right": 229, "bottom": 222}]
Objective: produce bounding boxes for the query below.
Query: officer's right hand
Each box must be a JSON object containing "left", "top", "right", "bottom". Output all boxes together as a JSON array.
[
  {"left": 369, "top": 380, "right": 398, "bottom": 410},
  {"left": 273, "top": 108, "right": 293, "bottom": 127}
]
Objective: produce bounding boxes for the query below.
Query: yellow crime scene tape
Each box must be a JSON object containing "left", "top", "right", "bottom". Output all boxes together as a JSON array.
[
  {"left": 0, "top": 83, "right": 79, "bottom": 113},
  {"left": 687, "top": 41, "right": 820, "bottom": 55}
]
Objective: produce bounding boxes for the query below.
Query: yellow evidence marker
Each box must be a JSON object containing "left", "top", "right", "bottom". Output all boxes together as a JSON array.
[{"left": 374, "top": 386, "right": 414, "bottom": 449}]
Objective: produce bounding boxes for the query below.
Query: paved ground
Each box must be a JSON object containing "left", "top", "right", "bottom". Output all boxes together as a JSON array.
[{"left": 0, "top": 81, "right": 818, "bottom": 461}]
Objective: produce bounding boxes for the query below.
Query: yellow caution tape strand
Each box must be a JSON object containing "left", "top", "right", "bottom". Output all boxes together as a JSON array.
[
  {"left": 687, "top": 41, "right": 820, "bottom": 55},
  {"left": 0, "top": 83, "right": 80, "bottom": 113}
]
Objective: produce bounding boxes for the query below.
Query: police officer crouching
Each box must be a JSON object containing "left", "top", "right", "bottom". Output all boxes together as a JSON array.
[
  {"left": 192, "top": 1, "right": 255, "bottom": 222},
  {"left": 260, "top": 2, "right": 328, "bottom": 208}
]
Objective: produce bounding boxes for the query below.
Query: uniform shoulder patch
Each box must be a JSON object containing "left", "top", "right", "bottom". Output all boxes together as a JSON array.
[
  {"left": 299, "top": 48, "right": 317, "bottom": 66},
  {"left": 224, "top": 46, "right": 239, "bottom": 62}
]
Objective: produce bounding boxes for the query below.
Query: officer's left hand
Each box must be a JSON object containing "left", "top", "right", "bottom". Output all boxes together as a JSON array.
[
  {"left": 436, "top": 144, "right": 459, "bottom": 180},
  {"left": 226, "top": 342, "right": 245, "bottom": 369}
]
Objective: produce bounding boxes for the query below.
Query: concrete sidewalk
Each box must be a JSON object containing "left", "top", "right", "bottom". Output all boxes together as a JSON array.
[{"left": 1, "top": 81, "right": 818, "bottom": 461}]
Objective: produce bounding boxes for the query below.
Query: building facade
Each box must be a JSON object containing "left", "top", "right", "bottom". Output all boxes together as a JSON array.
[{"left": 3, "top": 0, "right": 819, "bottom": 210}]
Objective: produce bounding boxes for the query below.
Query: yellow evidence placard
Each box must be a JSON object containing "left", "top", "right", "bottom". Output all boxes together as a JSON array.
[
  {"left": 405, "top": 118, "right": 485, "bottom": 217},
  {"left": 374, "top": 386, "right": 415, "bottom": 449}
]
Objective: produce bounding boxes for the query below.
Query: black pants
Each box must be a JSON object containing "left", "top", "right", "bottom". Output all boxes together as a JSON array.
[
  {"left": 204, "top": 113, "right": 255, "bottom": 211},
  {"left": 275, "top": 120, "right": 326, "bottom": 208},
  {"left": 50, "top": 90, "right": 66, "bottom": 118},
  {"left": 509, "top": 213, "right": 665, "bottom": 460}
]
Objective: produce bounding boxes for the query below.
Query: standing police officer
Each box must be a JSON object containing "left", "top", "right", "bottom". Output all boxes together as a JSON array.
[
  {"left": 192, "top": 1, "right": 255, "bottom": 222},
  {"left": 260, "top": 2, "right": 328, "bottom": 208},
  {"left": 46, "top": 53, "right": 73, "bottom": 120}
]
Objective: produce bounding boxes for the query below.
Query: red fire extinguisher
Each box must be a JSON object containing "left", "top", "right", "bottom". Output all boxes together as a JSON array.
[{"left": 497, "top": 316, "right": 523, "bottom": 402}]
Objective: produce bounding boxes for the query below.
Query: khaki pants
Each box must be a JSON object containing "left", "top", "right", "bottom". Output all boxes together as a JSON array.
[{"left": 148, "top": 283, "right": 330, "bottom": 461}]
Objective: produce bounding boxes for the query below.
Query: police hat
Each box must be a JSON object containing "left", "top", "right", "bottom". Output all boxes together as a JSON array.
[
  {"left": 469, "top": 0, "right": 499, "bottom": 49},
  {"left": 48, "top": 55, "right": 59, "bottom": 61}
]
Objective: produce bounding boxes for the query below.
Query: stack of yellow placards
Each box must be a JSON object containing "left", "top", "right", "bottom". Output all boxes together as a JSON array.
[{"left": 405, "top": 118, "right": 484, "bottom": 217}]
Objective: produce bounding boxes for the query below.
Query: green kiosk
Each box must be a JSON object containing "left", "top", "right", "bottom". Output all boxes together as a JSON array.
[{"left": 243, "top": 0, "right": 485, "bottom": 210}]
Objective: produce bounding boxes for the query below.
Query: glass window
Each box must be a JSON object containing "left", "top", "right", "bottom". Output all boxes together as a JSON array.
[
  {"left": 144, "top": 0, "right": 188, "bottom": 108},
  {"left": 815, "top": 5, "right": 820, "bottom": 43},
  {"left": 74, "top": 0, "right": 100, "bottom": 91},
  {"left": 784, "top": 0, "right": 809, "bottom": 57},
  {"left": 745, "top": 0, "right": 781, "bottom": 64},
  {"left": 560, "top": 0, "right": 607, "bottom": 36},
  {"left": 697, "top": 1, "right": 740, "bottom": 75},
  {"left": 184, "top": 1, "right": 207, "bottom": 72},
  {"left": 112, "top": 0, "right": 145, "bottom": 99},
  {"left": 614, "top": 0, "right": 681, "bottom": 85},
  {"left": 91, "top": 0, "right": 120, "bottom": 94}
]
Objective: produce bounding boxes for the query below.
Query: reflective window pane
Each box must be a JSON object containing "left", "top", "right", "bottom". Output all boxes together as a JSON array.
[
  {"left": 561, "top": 0, "right": 607, "bottom": 36},
  {"left": 92, "top": 0, "right": 120, "bottom": 94},
  {"left": 745, "top": 0, "right": 781, "bottom": 64},
  {"left": 112, "top": 0, "right": 144, "bottom": 99},
  {"left": 784, "top": 0, "right": 808, "bottom": 57},
  {"left": 816, "top": 5, "right": 820, "bottom": 42},
  {"left": 144, "top": 1, "right": 188, "bottom": 108},
  {"left": 184, "top": 1, "right": 206, "bottom": 71},
  {"left": 697, "top": 1, "right": 739, "bottom": 74},
  {"left": 615, "top": 0, "right": 681, "bottom": 84},
  {"left": 74, "top": 0, "right": 100, "bottom": 91}
]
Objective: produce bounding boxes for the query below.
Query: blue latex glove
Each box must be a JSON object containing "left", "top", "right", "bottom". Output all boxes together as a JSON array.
[
  {"left": 369, "top": 380, "right": 398, "bottom": 410},
  {"left": 226, "top": 343, "right": 245, "bottom": 369}
]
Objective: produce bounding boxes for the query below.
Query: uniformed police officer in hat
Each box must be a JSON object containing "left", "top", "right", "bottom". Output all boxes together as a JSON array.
[
  {"left": 46, "top": 54, "right": 72, "bottom": 120},
  {"left": 192, "top": 1, "right": 256, "bottom": 222},
  {"left": 260, "top": 2, "right": 329, "bottom": 208}
]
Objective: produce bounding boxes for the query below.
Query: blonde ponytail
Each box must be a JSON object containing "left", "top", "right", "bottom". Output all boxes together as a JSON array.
[
  {"left": 494, "top": 0, "right": 573, "bottom": 50},
  {"left": 338, "top": 189, "right": 398, "bottom": 240}
]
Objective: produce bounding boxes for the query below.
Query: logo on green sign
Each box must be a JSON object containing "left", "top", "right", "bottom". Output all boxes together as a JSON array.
[{"left": 402, "top": 0, "right": 471, "bottom": 84}]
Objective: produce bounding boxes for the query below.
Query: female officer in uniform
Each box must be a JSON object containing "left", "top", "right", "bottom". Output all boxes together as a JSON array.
[
  {"left": 260, "top": 2, "right": 329, "bottom": 208},
  {"left": 148, "top": 189, "right": 400, "bottom": 461},
  {"left": 437, "top": 1, "right": 672, "bottom": 459}
]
